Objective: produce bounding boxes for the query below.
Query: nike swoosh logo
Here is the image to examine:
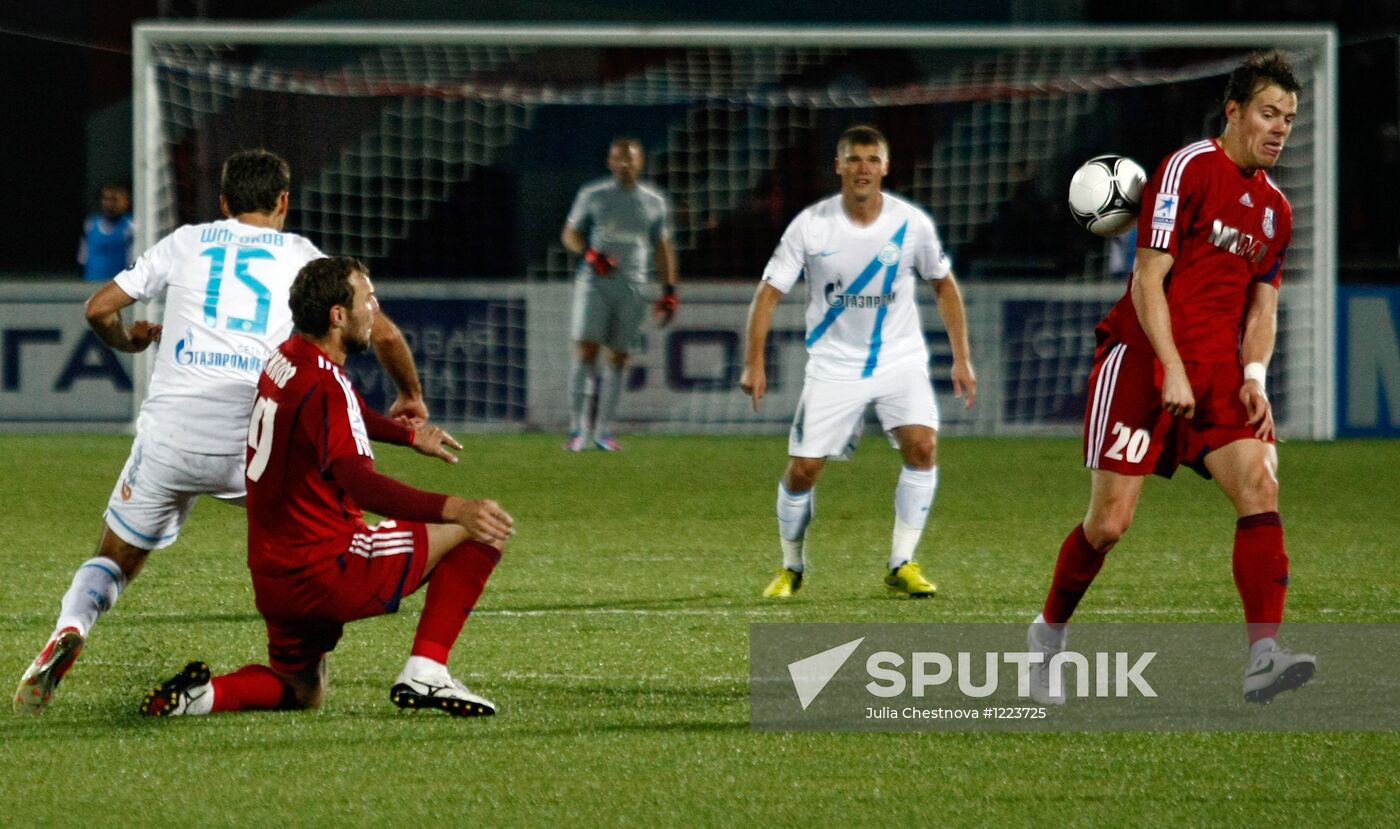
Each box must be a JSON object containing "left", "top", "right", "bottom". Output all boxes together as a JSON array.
[
  {"left": 1246, "top": 658, "right": 1275, "bottom": 678},
  {"left": 817, "top": 250, "right": 840, "bottom": 257}
]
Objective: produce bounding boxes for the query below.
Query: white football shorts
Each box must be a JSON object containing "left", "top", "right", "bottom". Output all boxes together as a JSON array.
[
  {"left": 788, "top": 361, "right": 940, "bottom": 459},
  {"left": 104, "top": 431, "right": 246, "bottom": 551}
]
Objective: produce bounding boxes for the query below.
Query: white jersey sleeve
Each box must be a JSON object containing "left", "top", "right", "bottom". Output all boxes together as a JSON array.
[
  {"left": 115, "top": 227, "right": 185, "bottom": 302},
  {"left": 909, "top": 209, "right": 953, "bottom": 281},
  {"left": 760, "top": 209, "right": 813, "bottom": 293},
  {"left": 134, "top": 220, "right": 324, "bottom": 455}
]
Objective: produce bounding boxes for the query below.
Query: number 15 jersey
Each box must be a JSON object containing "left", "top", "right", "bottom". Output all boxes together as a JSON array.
[{"left": 114, "top": 219, "right": 323, "bottom": 455}]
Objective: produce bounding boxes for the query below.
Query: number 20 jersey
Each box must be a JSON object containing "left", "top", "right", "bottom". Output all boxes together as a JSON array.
[{"left": 114, "top": 218, "right": 323, "bottom": 455}]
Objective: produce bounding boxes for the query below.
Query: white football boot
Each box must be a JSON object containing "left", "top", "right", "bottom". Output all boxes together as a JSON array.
[
  {"left": 391, "top": 659, "right": 496, "bottom": 717},
  {"left": 1243, "top": 646, "right": 1316, "bottom": 704},
  {"left": 140, "top": 661, "right": 214, "bottom": 716}
]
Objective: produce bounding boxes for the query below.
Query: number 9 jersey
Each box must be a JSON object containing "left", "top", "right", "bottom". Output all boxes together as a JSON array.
[{"left": 114, "top": 219, "right": 323, "bottom": 456}]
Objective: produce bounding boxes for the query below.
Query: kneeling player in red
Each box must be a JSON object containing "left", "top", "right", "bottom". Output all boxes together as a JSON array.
[{"left": 141, "top": 256, "right": 514, "bottom": 717}]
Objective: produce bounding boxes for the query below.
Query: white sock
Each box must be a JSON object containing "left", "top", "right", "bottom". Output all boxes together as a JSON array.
[
  {"left": 1031, "top": 613, "right": 1066, "bottom": 650},
  {"left": 890, "top": 466, "right": 937, "bottom": 570},
  {"left": 777, "top": 483, "right": 813, "bottom": 572},
  {"left": 402, "top": 654, "right": 450, "bottom": 680},
  {"left": 567, "top": 358, "right": 593, "bottom": 435},
  {"left": 55, "top": 556, "right": 125, "bottom": 638},
  {"left": 594, "top": 363, "right": 624, "bottom": 439}
]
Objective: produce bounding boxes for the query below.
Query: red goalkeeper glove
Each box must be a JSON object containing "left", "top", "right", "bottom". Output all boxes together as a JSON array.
[
  {"left": 583, "top": 248, "right": 616, "bottom": 276},
  {"left": 653, "top": 284, "right": 680, "bottom": 327}
]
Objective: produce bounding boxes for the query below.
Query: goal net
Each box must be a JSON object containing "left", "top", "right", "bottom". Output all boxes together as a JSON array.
[{"left": 134, "top": 24, "right": 1337, "bottom": 438}]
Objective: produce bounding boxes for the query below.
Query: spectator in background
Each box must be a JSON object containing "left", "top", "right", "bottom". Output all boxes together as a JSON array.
[
  {"left": 79, "top": 183, "right": 135, "bottom": 282},
  {"left": 1108, "top": 226, "right": 1139, "bottom": 279}
]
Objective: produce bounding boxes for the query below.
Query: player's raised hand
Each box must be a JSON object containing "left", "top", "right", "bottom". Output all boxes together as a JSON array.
[
  {"left": 446, "top": 497, "right": 515, "bottom": 546},
  {"left": 951, "top": 359, "right": 978, "bottom": 409},
  {"left": 129, "top": 321, "right": 162, "bottom": 351},
  {"left": 1161, "top": 364, "right": 1196, "bottom": 419},
  {"left": 1240, "top": 381, "right": 1275, "bottom": 441},
  {"left": 412, "top": 425, "right": 462, "bottom": 464},
  {"left": 389, "top": 395, "right": 429, "bottom": 428},
  {"left": 740, "top": 365, "right": 766, "bottom": 412}
]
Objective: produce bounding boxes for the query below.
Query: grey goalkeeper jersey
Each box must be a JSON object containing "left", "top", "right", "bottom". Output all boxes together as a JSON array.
[{"left": 565, "top": 179, "right": 672, "bottom": 284}]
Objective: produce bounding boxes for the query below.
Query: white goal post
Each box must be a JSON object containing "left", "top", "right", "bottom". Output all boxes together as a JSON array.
[{"left": 132, "top": 22, "right": 1338, "bottom": 438}]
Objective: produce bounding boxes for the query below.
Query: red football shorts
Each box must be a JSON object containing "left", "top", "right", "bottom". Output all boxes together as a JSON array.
[
  {"left": 1083, "top": 341, "right": 1271, "bottom": 479},
  {"left": 251, "top": 520, "right": 430, "bottom": 674}
]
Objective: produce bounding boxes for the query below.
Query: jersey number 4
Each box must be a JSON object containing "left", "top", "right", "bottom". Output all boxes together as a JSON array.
[
  {"left": 202, "top": 246, "right": 274, "bottom": 335},
  {"left": 247, "top": 396, "right": 278, "bottom": 482}
]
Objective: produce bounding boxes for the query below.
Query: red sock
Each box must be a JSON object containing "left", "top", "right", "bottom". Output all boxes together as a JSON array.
[
  {"left": 211, "top": 664, "right": 293, "bottom": 712},
  {"left": 411, "top": 541, "right": 501, "bottom": 664},
  {"left": 1042, "top": 524, "right": 1108, "bottom": 625},
  {"left": 1233, "top": 512, "right": 1289, "bottom": 644}
]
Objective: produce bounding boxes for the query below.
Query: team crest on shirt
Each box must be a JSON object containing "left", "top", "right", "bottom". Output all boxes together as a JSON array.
[
  {"left": 1151, "top": 194, "right": 1178, "bottom": 230},
  {"left": 1262, "top": 207, "right": 1276, "bottom": 239},
  {"left": 877, "top": 242, "right": 902, "bottom": 266}
]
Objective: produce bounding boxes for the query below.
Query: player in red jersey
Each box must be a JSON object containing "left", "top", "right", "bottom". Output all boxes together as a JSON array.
[
  {"left": 1027, "top": 51, "right": 1315, "bottom": 705},
  {"left": 140, "top": 256, "right": 514, "bottom": 717}
]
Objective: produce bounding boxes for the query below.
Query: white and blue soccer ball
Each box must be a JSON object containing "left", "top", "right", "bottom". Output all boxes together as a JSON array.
[{"left": 1068, "top": 154, "right": 1147, "bottom": 238}]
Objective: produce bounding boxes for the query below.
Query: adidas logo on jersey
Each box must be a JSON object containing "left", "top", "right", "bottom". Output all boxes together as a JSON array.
[{"left": 1239, "top": 192, "right": 1254, "bottom": 207}]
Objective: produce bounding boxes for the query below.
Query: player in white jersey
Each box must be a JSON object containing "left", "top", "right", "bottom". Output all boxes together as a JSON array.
[
  {"left": 15, "top": 150, "right": 426, "bottom": 716},
  {"left": 741, "top": 125, "right": 976, "bottom": 599}
]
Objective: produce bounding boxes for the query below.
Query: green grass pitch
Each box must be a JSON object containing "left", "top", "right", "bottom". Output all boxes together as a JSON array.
[{"left": 2, "top": 433, "right": 1397, "bottom": 826}]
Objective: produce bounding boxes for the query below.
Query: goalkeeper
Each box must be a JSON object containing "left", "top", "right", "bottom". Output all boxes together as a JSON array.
[{"left": 559, "top": 137, "right": 680, "bottom": 452}]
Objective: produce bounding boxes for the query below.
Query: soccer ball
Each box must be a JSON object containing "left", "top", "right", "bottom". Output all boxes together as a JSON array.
[{"left": 1067, "top": 154, "right": 1147, "bottom": 237}]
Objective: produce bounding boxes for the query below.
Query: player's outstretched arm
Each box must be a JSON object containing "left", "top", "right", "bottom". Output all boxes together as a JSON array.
[
  {"left": 85, "top": 281, "right": 161, "bottom": 353},
  {"left": 411, "top": 424, "right": 463, "bottom": 464},
  {"left": 356, "top": 396, "right": 460, "bottom": 464},
  {"left": 1239, "top": 281, "right": 1279, "bottom": 441},
  {"left": 740, "top": 282, "right": 784, "bottom": 412},
  {"left": 331, "top": 456, "right": 512, "bottom": 546},
  {"left": 932, "top": 272, "right": 977, "bottom": 408},
  {"left": 370, "top": 310, "right": 428, "bottom": 426},
  {"left": 1130, "top": 247, "right": 1195, "bottom": 419}
]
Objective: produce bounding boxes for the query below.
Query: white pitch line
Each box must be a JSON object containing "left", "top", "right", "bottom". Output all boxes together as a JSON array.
[
  {"left": 473, "top": 606, "right": 1240, "bottom": 619},
  {"left": 482, "top": 670, "right": 746, "bottom": 684},
  {"left": 475, "top": 606, "right": 799, "bottom": 618}
]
